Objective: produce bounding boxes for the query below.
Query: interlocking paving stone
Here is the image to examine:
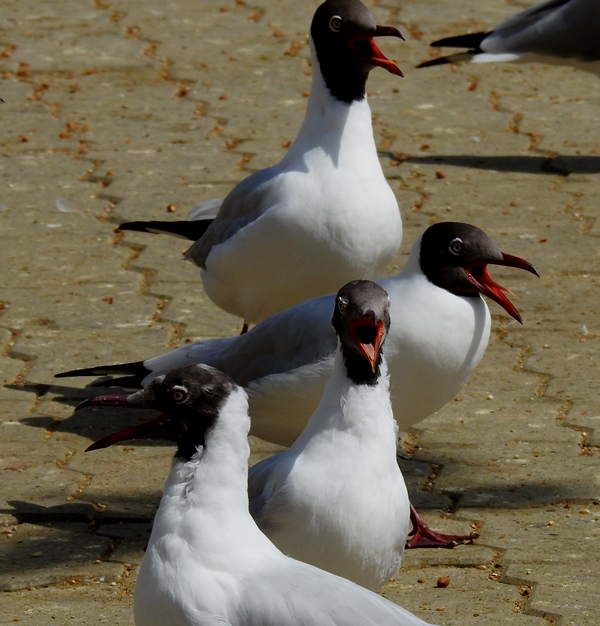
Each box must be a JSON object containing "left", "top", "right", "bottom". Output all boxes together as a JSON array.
[
  {"left": 4, "top": 585, "right": 133, "bottom": 624},
  {"left": 1, "top": 0, "right": 599, "bottom": 623},
  {"left": 0, "top": 522, "right": 123, "bottom": 591}
]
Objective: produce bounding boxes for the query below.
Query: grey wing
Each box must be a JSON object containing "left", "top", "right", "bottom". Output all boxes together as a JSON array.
[
  {"left": 486, "top": 0, "right": 600, "bottom": 60},
  {"left": 236, "top": 561, "right": 437, "bottom": 626},
  {"left": 220, "top": 292, "right": 337, "bottom": 384},
  {"left": 142, "top": 336, "right": 239, "bottom": 383},
  {"left": 185, "top": 164, "right": 284, "bottom": 268},
  {"left": 146, "top": 291, "right": 336, "bottom": 386}
]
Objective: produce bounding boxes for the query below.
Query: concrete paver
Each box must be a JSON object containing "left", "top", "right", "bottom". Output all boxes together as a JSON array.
[{"left": 1, "top": 0, "right": 599, "bottom": 624}]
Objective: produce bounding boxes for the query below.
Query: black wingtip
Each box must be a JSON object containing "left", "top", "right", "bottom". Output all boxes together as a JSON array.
[
  {"left": 417, "top": 31, "right": 491, "bottom": 69},
  {"left": 416, "top": 56, "right": 452, "bottom": 69},
  {"left": 119, "top": 219, "right": 213, "bottom": 241},
  {"left": 55, "top": 360, "right": 148, "bottom": 379}
]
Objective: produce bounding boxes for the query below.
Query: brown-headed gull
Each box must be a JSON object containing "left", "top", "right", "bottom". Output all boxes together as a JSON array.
[
  {"left": 59, "top": 222, "right": 538, "bottom": 548},
  {"left": 77, "top": 364, "right": 438, "bottom": 626},
  {"left": 248, "top": 280, "right": 409, "bottom": 590},
  {"left": 59, "top": 222, "right": 538, "bottom": 446},
  {"left": 417, "top": 0, "right": 600, "bottom": 77},
  {"left": 120, "top": 0, "right": 404, "bottom": 332}
]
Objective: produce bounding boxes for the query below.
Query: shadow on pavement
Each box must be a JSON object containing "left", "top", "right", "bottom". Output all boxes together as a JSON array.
[
  {"left": 380, "top": 152, "right": 600, "bottom": 175},
  {"left": 5, "top": 382, "right": 169, "bottom": 445}
]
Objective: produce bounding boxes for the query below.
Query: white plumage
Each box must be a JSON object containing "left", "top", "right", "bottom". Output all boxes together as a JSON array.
[
  {"left": 248, "top": 281, "right": 409, "bottom": 590},
  {"left": 79, "top": 364, "right": 437, "bottom": 626},
  {"left": 121, "top": 0, "right": 404, "bottom": 327}
]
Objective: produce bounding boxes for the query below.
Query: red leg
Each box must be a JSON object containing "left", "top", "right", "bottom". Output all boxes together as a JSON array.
[{"left": 406, "top": 503, "right": 478, "bottom": 549}]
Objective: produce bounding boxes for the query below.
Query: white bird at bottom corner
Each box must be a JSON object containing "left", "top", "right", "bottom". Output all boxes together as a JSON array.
[{"left": 77, "top": 363, "right": 439, "bottom": 626}]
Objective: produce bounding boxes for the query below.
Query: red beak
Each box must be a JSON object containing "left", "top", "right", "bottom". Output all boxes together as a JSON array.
[
  {"left": 351, "top": 25, "right": 404, "bottom": 77},
  {"left": 75, "top": 394, "right": 168, "bottom": 451},
  {"left": 348, "top": 314, "right": 385, "bottom": 372},
  {"left": 466, "top": 253, "right": 539, "bottom": 324}
]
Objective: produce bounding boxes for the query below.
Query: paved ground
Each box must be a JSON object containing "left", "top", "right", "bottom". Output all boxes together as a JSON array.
[{"left": 1, "top": 0, "right": 599, "bottom": 624}]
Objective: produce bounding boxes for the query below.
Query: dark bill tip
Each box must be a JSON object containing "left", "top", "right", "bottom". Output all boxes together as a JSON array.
[
  {"left": 499, "top": 252, "right": 540, "bottom": 278},
  {"left": 374, "top": 25, "right": 405, "bottom": 41}
]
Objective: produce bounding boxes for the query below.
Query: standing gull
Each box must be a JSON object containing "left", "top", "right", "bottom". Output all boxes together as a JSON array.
[
  {"left": 59, "top": 223, "right": 538, "bottom": 447},
  {"left": 249, "top": 280, "right": 409, "bottom": 590},
  {"left": 417, "top": 0, "right": 600, "bottom": 77},
  {"left": 59, "top": 222, "right": 538, "bottom": 548},
  {"left": 77, "top": 365, "right": 438, "bottom": 626},
  {"left": 121, "top": 0, "right": 404, "bottom": 331}
]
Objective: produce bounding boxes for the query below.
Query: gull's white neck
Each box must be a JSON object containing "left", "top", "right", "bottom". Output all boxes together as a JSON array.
[
  {"left": 294, "top": 348, "right": 396, "bottom": 444},
  {"left": 147, "top": 388, "right": 272, "bottom": 554},
  {"left": 280, "top": 40, "right": 379, "bottom": 169}
]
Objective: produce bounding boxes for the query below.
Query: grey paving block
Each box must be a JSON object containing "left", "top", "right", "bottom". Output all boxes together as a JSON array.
[
  {"left": 2, "top": 0, "right": 600, "bottom": 622},
  {"left": 2, "top": 584, "right": 133, "bottom": 624},
  {"left": 95, "top": 521, "right": 151, "bottom": 568},
  {"left": 69, "top": 440, "right": 172, "bottom": 518},
  {"left": 382, "top": 566, "right": 544, "bottom": 626},
  {"left": 0, "top": 522, "right": 122, "bottom": 591}
]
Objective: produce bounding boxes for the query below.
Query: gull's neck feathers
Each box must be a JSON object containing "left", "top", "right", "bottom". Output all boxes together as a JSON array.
[
  {"left": 147, "top": 388, "right": 273, "bottom": 558},
  {"left": 135, "top": 387, "right": 277, "bottom": 625},
  {"left": 294, "top": 348, "right": 396, "bottom": 446},
  {"left": 280, "top": 40, "right": 379, "bottom": 170}
]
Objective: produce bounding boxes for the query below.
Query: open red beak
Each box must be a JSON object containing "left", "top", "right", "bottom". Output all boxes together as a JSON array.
[
  {"left": 352, "top": 25, "right": 404, "bottom": 77},
  {"left": 466, "top": 253, "right": 539, "bottom": 324},
  {"left": 348, "top": 314, "right": 385, "bottom": 372},
  {"left": 75, "top": 394, "right": 168, "bottom": 451}
]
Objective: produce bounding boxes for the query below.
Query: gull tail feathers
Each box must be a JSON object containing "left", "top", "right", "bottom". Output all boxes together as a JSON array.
[{"left": 118, "top": 220, "right": 213, "bottom": 241}]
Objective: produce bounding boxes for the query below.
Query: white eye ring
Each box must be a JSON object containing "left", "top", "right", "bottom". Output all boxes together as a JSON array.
[
  {"left": 329, "top": 15, "right": 342, "bottom": 32},
  {"left": 171, "top": 386, "right": 189, "bottom": 403},
  {"left": 448, "top": 237, "right": 464, "bottom": 256},
  {"left": 337, "top": 295, "right": 349, "bottom": 310}
]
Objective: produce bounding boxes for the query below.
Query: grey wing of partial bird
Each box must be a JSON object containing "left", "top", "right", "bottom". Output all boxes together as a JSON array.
[
  {"left": 247, "top": 452, "right": 296, "bottom": 533},
  {"left": 483, "top": 0, "right": 600, "bottom": 60}
]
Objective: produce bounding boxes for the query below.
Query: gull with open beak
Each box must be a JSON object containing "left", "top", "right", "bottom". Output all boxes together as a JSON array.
[
  {"left": 59, "top": 222, "right": 539, "bottom": 548},
  {"left": 77, "top": 363, "right": 438, "bottom": 626},
  {"left": 118, "top": 0, "right": 405, "bottom": 333},
  {"left": 247, "top": 281, "right": 410, "bottom": 591}
]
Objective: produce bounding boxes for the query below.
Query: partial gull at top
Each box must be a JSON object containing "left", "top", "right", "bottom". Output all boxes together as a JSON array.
[
  {"left": 120, "top": 0, "right": 404, "bottom": 331},
  {"left": 417, "top": 0, "right": 600, "bottom": 77},
  {"left": 77, "top": 364, "right": 438, "bottom": 626}
]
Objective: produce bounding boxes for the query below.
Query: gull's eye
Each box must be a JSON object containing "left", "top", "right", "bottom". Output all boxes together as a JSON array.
[
  {"left": 329, "top": 15, "right": 343, "bottom": 32},
  {"left": 448, "top": 237, "right": 464, "bottom": 256},
  {"left": 337, "top": 295, "right": 349, "bottom": 311},
  {"left": 171, "top": 386, "right": 189, "bottom": 403}
]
